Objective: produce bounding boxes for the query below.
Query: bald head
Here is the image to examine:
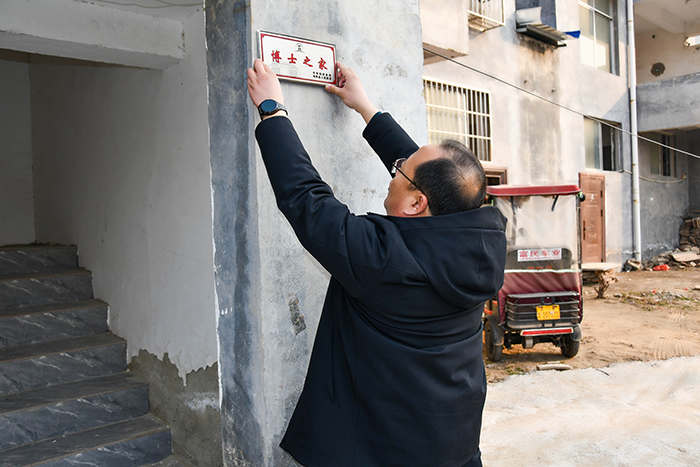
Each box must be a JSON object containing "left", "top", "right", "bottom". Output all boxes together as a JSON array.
[{"left": 411, "top": 140, "right": 486, "bottom": 216}]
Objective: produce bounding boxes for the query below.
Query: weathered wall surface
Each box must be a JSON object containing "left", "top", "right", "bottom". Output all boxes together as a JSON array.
[
  {"left": 636, "top": 133, "right": 690, "bottom": 257},
  {"left": 636, "top": 73, "right": 700, "bottom": 132},
  {"left": 29, "top": 10, "right": 217, "bottom": 379},
  {"left": 129, "top": 350, "right": 222, "bottom": 467},
  {"left": 636, "top": 74, "right": 699, "bottom": 257},
  {"left": 0, "top": 50, "right": 35, "bottom": 245},
  {"left": 205, "top": 0, "right": 426, "bottom": 465},
  {"left": 688, "top": 132, "right": 700, "bottom": 217},
  {"left": 423, "top": 0, "right": 634, "bottom": 263}
]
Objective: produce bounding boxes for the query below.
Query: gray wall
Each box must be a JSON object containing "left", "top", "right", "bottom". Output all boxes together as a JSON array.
[
  {"left": 637, "top": 73, "right": 700, "bottom": 131},
  {"left": 637, "top": 132, "right": 690, "bottom": 257},
  {"left": 0, "top": 50, "right": 35, "bottom": 246},
  {"left": 688, "top": 131, "right": 700, "bottom": 217},
  {"left": 423, "top": 0, "right": 634, "bottom": 263},
  {"left": 205, "top": 0, "right": 426, "bottom": 465},
  {"left": 636, "top": 72, "right": 700, "bottom": 257},
  {"left": 28, "top": 11, "right": 217, "bottom": 379}
]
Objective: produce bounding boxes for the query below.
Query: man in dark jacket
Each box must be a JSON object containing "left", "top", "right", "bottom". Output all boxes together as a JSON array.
[{"left": 247, "top": 59, "right": 507, "bottom": 467}]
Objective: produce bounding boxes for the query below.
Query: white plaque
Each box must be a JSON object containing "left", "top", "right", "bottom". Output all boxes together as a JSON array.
[{"left": 258, "top": 31, "right": 336, "bottom": 86}]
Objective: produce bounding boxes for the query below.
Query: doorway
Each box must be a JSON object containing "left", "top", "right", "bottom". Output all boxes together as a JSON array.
[{"left": 579, "top": 173, "right": 606, "bottom": 263}]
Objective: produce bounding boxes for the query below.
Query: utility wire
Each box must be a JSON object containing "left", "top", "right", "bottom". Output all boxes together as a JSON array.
[
  {"left": 424, "top": 48, "right": 700, "bottom": 162},
  {"left": 89, "top": 0, "right": 202, "bottom": 9},
  {"left": 620, "top": 170, "right": 686, "bottom": 183}
]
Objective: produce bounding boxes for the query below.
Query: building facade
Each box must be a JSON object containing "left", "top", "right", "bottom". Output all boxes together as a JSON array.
[{"left": 420, "top": 0, "right": 700, "bottom": 262}]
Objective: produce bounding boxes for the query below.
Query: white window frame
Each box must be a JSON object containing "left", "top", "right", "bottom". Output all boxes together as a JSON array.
[
  {"left": 584, "top": 117, "right": 619, "bottom": 171},
  {"left": 422, "top": 78, "right": 492, "bottom": 162},
  {"left": 579, "top": 0, "right": 615, "bottom": 73}
]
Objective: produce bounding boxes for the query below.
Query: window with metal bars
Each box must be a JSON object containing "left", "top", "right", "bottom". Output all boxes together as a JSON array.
[{"left": 422, "top": 79, "right": 492, "bottom": 162}]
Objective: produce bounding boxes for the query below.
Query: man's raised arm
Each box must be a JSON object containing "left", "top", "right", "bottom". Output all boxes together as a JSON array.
[
  {"left": 325, "top": 62, "right": 418, "bottom": 169},
  {"left": 324, "top": 62, "right": 379, "bottom": 124}
]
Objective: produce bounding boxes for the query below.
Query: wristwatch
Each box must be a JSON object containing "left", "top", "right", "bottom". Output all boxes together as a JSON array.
[{"left": 258, "top": 99, "right": 287, "bottom": 119}]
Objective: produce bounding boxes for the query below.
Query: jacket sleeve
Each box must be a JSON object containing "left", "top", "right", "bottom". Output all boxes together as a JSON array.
[
  {"left": 362, "top": 112, "right": 420, "bottom": 173},
  {"left": 255, "top": 117, "right": 395, "bottom": 297}
]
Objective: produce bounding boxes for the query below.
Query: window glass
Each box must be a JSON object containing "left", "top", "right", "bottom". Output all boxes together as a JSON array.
[
  {"left": 579, "top": 1, "right": 614, "bottom": 73},
  {"left": 649, "top": 142, "right": 660, "bottom": 175},
  {"left": 585, "top": 118, "right": 619, "bottom": 171},
  {"left": 595, "top": 12, "right": 611, "bottom": 72},
  {"left": 601, "top": 124, "right": 615, "bottom": 171},
  {"left": 584, "top": 118, "right": 600, "bottom": 169},
  {"left": 580, "top": 5, "right": 596, "bottom": 69},
  {"left": 595, "top": 0, "right": 611, "bottom": 16},
  {"left": 660, "top": 134, "right": 673, "bottom": 176}
]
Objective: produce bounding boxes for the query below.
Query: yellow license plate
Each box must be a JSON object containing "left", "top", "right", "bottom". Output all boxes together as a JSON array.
[{"left": 536, "top": 304, "right": 560, "bottom": 320}]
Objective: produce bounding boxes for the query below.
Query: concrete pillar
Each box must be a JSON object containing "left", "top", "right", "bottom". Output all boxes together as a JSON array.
[{"left": 205, "top": 0, "right": 426, "bottom": 465}]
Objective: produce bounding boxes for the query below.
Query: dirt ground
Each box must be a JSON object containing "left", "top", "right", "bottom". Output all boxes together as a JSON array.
[{"left": 484, "top": 268, "right": 700, "bottom": 383}]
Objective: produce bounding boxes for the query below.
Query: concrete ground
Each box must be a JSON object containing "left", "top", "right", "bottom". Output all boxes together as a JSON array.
[{"left": 480, "top": 356, "right": 700, "bottom": 466}]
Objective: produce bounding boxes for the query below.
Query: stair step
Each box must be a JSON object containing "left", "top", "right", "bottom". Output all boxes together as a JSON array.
[
  {"left": 0, "top": 245, "right": 78, "bottom": 276},
  {"left": 0, "top": 333, "right": 127, "bottom": 395},
  {"left": 0, "top": 372, "right": 149, "bottom": 451},
  {"left": 145, "top": 456, "right": 188, "bottom": 467},
  {"left": 0, "top": 299, "right": 108, "bottom": 349},
  {"left": 0, "top": 269, "right": 94, "bottom": 310},
  {"left": 0, "top": 414, "right": 171, "bottom": 466}
]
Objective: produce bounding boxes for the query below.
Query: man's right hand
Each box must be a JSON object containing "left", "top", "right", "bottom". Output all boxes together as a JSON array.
[
  {"left": 247, "top": 59, "right": 286, "bottom": 120},
  {"left": 325, "top": 62, "right": 379, "bottom": 124}
]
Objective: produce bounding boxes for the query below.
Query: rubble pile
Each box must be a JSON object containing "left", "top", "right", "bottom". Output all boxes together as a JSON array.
[
  {"left": 625, "top": 248, "right": 700, "bottom": 271},
  {"left": 680, "top": 217, "right": 700, "bottom": 249},
  {"left": 624, "top": 217, "right": 700, "bottom": 271}
]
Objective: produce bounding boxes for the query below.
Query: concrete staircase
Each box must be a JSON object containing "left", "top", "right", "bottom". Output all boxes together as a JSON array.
[{"left": 0, "top": 245, "right": 172, "bottom": 466}]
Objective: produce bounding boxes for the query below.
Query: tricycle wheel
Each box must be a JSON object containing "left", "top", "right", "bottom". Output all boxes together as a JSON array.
[
  {"left": 484, "top": 320, "right": 503, "bottom": 362},
  {"left": 560, "top": 334, "right": 580, "bottom": 358}
]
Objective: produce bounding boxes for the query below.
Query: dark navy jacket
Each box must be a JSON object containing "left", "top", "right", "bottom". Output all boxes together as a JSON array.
[{"left": 255, "top": 112, "right": 506, "bottom": 467}]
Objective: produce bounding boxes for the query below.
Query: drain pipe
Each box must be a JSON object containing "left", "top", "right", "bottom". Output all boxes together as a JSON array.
[{"left": 627, "top": 0, "right": 642, "bottom": 261}]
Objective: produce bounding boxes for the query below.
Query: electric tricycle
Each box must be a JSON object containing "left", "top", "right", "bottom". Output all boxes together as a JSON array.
[{"left": 483, "top": 185, "right": 585, "bottom": 361}]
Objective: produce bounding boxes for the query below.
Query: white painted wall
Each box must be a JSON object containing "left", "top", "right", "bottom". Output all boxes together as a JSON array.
[
  {"left": 0, "top": 50, "right": 35, "bottom": 246},
  {"left": 30, "top": 11, "right": 216, "bottom": 378}
]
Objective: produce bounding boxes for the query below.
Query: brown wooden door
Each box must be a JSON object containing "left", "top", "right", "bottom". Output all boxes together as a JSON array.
[{"left": 579, "top": 173, "right": 605, "bottom": 263}]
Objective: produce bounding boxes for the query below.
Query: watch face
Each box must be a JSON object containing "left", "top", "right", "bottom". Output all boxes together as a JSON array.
[{"left": 259, "top": 100, "right": 277, "bottom": 113}]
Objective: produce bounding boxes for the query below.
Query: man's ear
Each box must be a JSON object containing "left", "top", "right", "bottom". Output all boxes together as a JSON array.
[{"left": 402, "top": 192, "right": 432, "bottom": 217}]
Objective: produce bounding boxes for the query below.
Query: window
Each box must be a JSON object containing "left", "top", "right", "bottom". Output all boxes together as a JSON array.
[
  {"left": 649, "top": 133, "right": 676, "bottom": 177},
  {"left": 468, "top": 0, "right": 505, "bottom": 31},
  {"left": 422, "top": 79, "right": 492, "bottom": 162},
  {"left": 484, "top": 166, "right": 508, "bottom": 186},
  {"left": 579, "top": 0, "right": 614, "bottom": 73},
  {"left": 584, "top": 117, "right": 619, "bottom": 171}
]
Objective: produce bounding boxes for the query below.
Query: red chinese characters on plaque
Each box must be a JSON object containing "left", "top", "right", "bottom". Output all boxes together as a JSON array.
[
  {"left": 517, "top": 248, "right": 562, "bottom": 262},
  {"left": 258, "top": 31, "right": 336, "bottom": 86}
]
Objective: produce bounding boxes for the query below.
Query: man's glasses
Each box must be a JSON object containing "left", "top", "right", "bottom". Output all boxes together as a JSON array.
[{"left": 391, "top": 158, "right": 423, "bottom": 193}]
